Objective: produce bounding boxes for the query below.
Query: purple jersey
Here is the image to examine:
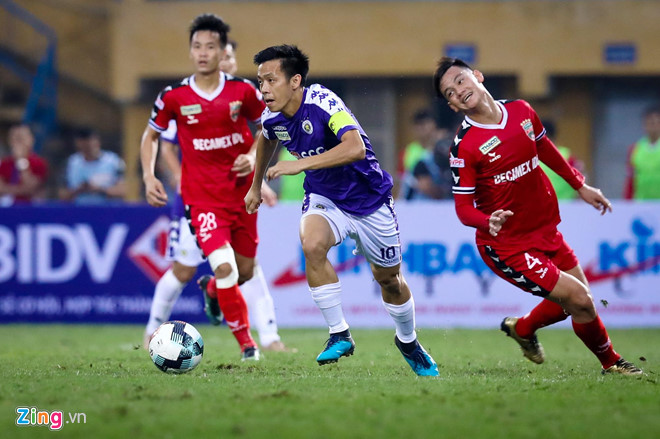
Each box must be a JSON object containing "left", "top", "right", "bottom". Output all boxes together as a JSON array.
[{"left": 261, "top": 84, "right": 392, "bottom": 216}]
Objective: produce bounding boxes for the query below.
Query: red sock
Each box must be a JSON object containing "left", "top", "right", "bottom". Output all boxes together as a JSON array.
[
  {"left": 515, "top": 299, "right": 568, "bottom": 339},
  {"left": 572, "top": 316, "right": 621, "bottom": 368},
  {"left": 214, "top": 282, "right": 256, "bottom": 350}
]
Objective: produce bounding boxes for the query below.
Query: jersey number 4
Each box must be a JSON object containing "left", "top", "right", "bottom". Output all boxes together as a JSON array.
[{"left": 524, "top": 252, "right": 548, "bottom": 279}]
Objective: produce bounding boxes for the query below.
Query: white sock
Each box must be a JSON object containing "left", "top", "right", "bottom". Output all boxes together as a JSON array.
[
  {"left": 310, "top": 281, "right": 348, "bottom": 334},
  {"left": 240, "top": 264, "right": 281, "bottom": 347},
  {"left": 145, "top": 268, "right": 186, "bottom": 335},
  {"left": 382, "top": 297, "right": 417, "bottom": 343}
]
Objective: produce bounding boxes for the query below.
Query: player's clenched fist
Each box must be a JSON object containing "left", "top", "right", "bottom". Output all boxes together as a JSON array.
[{"left": 244, "top": 187, "right": 263, "bottom": 214}]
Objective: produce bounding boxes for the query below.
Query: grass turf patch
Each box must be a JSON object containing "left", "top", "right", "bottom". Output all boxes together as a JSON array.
[{"left": 1, "top": 325, "right": 657, "bottom": 439}]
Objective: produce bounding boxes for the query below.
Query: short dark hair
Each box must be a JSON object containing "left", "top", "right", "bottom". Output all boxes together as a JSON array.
[
  {"left": 189, "top": 13, "right": 230, "bottom": 47},
  {"left": 433, "top": 57, "right": 473, "bottom": 99},
  {"left": 73, "top": 127, "right": 98, "bottom": 140},
  {"left": 643, "top": 104, "right": 660, "bottom": 118},
  {"left": 253, "top": 44, "right": 310, "bottom": 86},
  {"left": 412, "top": 108, "right": 436, "bottom": 125},
  {"left": 542, "top": 119, "right": 556, "bottom": 138}
]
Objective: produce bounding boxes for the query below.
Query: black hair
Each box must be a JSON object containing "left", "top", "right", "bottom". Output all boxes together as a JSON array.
[
  {"left": 73, "top": 127, "right": 98, "bottom": 140},
  {"left": 412, "top": 108, "right": 436, "bottom": 125},
  {"left": 542, "top": 120, "right": 556, "bottom": 138},
  {"left": 432, "top": 56, "right": 473, "bottom": 99},
  {"left": 643, "top": 104, "right": 660, "bottom": 118},
  {"left": 189, "top": 13, "right": 230, "bottom": 47},
  {"left": 253, "top": 44, "right": 310, "bottom": 86}
]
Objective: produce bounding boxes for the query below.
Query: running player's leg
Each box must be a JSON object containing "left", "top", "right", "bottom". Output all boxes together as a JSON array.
[
  {"left": 205, "top": 245, "right": 258, "bottom": 359},
  {"left": 482, "top": 243, "right": 641, "bottom": 374},
  {"left": 482, "top": 245, "right": 558, "bottom": 364},
  {"left": 358, "top": 201, "right": 438, "bottom": 376},
  {"left": 145, "top": 216, "right": 203, "bottom": 346},
  {"left": 239, "top": 263, "right": 291, "bottom": 351},
  {"left": 190, "top": 205, "right": 257, "bottom": 360},
  {"left": 146, "top": 262, "right": 197, "bottom": 335},
  {"left": 506, "top": 235, "right": 575, "bottom": 341},
  {"left": 300, "top": 195, "right": 354, "bottom": 365},
  {"left": 549, "top": 271, "right": 641, "bottom": 374}
]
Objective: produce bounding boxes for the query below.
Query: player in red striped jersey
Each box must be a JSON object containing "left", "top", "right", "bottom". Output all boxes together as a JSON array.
[
  {"left": 433, "top": 57, "right": 641, "bottom": 375},
  {"left": 140, "top": 14, "right": 264, "bottom": 361}
]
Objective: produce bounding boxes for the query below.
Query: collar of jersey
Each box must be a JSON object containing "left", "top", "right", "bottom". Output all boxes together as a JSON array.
[
  {"left": 189, "top": 71, "right": 226, "bottom": 101},
  {"left": 465, "top": 100, "right": 508, "bottom": 130}
]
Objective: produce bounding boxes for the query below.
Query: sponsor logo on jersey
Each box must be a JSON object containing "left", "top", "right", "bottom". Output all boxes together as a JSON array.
[
  {"left": 229, "top": 100, "right": 242, "bottom": 122},
  {"left": 192, "top": 133, "right": 245, "bottom": 151},
  {"left": 521, "top": 119, "right": 535, "bottom": 140},
  {"left": 449, "top": 156, "right": 465, "bottom": 168},
  {"left": 273, "top": 126, "right": 291, "bottom": 141},
  {"left": 488, "top": 151, "right": 501, "bottom": 163},
  {"left": 479, "top": 136, "right": 501, "bottom": 154},
  {"left": 493, "top": 155, "right": 539, "bottom": 184},
  {"left": 313, "top": 204, "right": 327, "bottom": 211},
  {"left": 180, "top": 104, "right": 202, "bottom": 116},
  {"left": 186, "top": 114, "right": 199, "bottom": 125},
  {"left": 291, "top": 146, "right": 326, "bottom": 158},
  {"left": 302, "top": 119, "right": 314, "bottom": 135}
]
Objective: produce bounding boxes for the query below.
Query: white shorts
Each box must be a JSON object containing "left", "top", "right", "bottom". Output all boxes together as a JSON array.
[
  {"left": 166, "top": 216, "right": 205, "bottom": 267},
  {"left": 301, "top": 193, "right": 402, "bottom": 268}
]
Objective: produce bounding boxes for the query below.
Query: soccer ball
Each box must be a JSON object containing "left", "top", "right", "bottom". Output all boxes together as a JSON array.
[{"left": 148, "top": 321, "right": 204, "bottom": 373}]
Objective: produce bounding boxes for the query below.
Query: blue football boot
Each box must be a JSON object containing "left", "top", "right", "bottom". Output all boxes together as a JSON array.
[
  {"left": 316, "top": 333, "right": 355, "bottom": 365},
  {"left": 395, "top": 336, "right": 439, "bottom": 377}
]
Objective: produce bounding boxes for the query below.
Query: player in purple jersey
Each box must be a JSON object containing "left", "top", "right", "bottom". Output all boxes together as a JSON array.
[{"left": 245, "top": 45, "right": 438, "bottom": 376}]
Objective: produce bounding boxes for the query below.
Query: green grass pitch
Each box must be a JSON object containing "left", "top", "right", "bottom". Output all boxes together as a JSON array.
[{"left": 2, "top": 325, "right": 658, "bottom": 439}]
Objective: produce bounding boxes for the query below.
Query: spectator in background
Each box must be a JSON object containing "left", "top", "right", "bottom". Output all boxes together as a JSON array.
[
  {"left": 399, "top": 109, "right": 454, "bottom": 200},
  {"left": 0, "top": 124, "right": 48, "bottom": 205},
  {"left": 276, "top": 145, "right": 305, "bottom": 202},
  {"left": 624, "top": 104, "right": 660, "bottom": 200},
  {"left": 398, "top": 109, "right": 430, "bottom": 176},
  {"left": 59, "top": 127, "right": 127, "bottom": 204},
  {"left": 539, "top": 120, "right": 584, "bottom": 200}
]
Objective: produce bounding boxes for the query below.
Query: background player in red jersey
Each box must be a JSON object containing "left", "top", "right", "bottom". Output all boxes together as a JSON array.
[
  {"left": 433, "top": 57, "right": 642, "bottom": 375},
  {"left": 140, "top": 14, "right": 264, "bottom": 361}
]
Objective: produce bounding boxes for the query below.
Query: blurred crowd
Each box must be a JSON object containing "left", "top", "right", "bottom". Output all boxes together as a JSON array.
[{"left": 1, "top": 103, "right": 659, "bottom": 206}]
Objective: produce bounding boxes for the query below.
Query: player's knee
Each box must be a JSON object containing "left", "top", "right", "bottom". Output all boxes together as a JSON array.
[
  {"left": 237, "top": 266, "right": 255, "bottom": 285},
  {"left": 566, "top": 286, "right": 596, "bottom": 317},
  {"left": 374, "top": 270, "right": 402, "bottom": 295},
  {"left": 172, "top": 262, "right": 196, "bottom": 284},
  {"left": 301, "top": 236, "right": 331, "bottom": 263},
  {"left": 208, "top": 246, "right": 239, "bottom": 288}
]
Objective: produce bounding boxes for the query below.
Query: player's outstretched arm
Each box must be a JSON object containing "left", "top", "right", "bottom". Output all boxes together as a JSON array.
[
  {"left": 577, "top": 183, "right": 612, "bottom": 215},
  {"left": 140, "top": 126, "right": 168, "bottom": 207}
]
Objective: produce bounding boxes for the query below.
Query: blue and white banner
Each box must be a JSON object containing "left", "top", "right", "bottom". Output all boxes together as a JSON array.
[
  {"left": 0, "top": 205, "right": 208, "bottom": 323},
  {"left": 1, "top": 201, "right": 659, "bottom": 327}
]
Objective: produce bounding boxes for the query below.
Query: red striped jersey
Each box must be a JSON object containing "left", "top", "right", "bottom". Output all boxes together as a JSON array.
[
  {"left": 149, "top": 72, "right": 265, "bottom": 208},
  {"left": 450, "top": 99, "right": 580, "bottom": 247}
]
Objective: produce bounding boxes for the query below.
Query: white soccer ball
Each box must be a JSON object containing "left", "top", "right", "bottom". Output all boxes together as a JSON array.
[{"left": 148, "top": 321, "right": 204, "bottom": 373}]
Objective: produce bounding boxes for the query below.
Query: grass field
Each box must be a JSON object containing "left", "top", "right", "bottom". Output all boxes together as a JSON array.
[{"left": 2, "top": 325, "right": 658, "bottom": 439}]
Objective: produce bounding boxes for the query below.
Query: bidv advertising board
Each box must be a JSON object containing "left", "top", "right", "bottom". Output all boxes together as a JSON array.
[{"left": 1, "top": 202, "right": 659, "bottom": 327}]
